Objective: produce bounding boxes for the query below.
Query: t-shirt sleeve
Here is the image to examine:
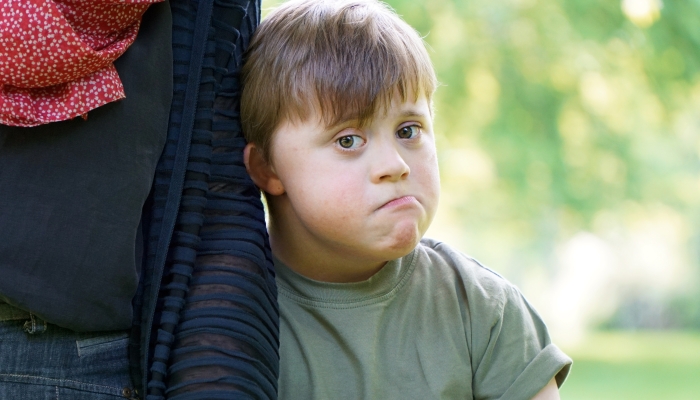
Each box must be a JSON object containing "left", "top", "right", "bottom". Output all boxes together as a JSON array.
[{"left": 470, "top": 282, "right": 572, "bottom": 400}]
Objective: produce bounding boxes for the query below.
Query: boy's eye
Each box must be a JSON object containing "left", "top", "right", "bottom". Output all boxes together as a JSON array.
[
  {"left": 397, "top": 125, "right": 420, "bottom": 139},
  {"left": 337, "top": 135, "right": 364, "bottom": 149}
]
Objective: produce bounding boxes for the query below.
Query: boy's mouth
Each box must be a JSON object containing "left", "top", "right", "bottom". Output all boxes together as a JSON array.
[{"left": 378, "top": 195, "right": 419, "bottom": 210}]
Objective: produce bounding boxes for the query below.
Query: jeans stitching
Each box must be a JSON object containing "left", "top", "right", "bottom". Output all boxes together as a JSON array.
[
  {"left": 21, "top": 313, "right": 49, "bottom": 334},
  {"left": 0, "top": 373, "right": 124, "bottom": 394},
  {"left": 22, "top": 316, "right": 33, "bottom": 334},
  {"left": 76, "top": 335, "right": 129, "bottom": 358}
]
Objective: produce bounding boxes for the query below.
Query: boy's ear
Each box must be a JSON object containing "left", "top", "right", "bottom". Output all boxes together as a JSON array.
[{"left": 244, "top": 143, "right": 285, "bottom": 196}]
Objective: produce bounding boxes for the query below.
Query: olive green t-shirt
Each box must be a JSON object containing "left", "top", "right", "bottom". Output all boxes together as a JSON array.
[{"left": 275, "top": 238, "right": 572, "bottom": 400}]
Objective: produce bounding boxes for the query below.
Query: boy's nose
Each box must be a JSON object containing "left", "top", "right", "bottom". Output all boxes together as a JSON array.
[{"left": 370, "top": 145, "right": 410, "bottom": 183}]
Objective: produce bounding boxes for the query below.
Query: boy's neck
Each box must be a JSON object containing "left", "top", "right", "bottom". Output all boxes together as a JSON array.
[{"left": 268, "top": 212, "right": 388, "bottom": 283}]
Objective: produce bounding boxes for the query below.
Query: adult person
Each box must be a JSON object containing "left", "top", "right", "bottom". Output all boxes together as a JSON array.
[{"left": 0, "top": 1, "right": 278, "bottom": 399}]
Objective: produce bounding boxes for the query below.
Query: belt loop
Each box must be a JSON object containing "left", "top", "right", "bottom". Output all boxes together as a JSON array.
[{"left": 23, "top": 313, "right": 48, "bottom": 335}]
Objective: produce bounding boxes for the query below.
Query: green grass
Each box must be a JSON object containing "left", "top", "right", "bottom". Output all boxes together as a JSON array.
[{"left": 559, "top": 331, "right": 700, "bottom": 400}]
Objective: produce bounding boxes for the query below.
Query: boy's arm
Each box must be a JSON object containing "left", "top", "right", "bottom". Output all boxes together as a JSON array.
[
  {"left": 531, "top": 378, "right": 560, "bottom": 400},
  {"left": 468, "top": 278, "right": 571, "bottom": 398}
]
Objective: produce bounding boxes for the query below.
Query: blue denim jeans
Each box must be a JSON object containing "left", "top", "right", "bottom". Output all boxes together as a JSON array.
[{"left": 0, "top": 302, "right": 138, "bottom": 399}]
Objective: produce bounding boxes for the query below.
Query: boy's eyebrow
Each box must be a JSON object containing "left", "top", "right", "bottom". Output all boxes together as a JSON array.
[
  {"left": 324, "top": 118, "right": 361, "bottom": 131},
  {"left": 322, "top": 107, "right": 429, "bottom": 131},
  {"left": 397, "top": 109, "right": 428, "bottom": 119}
]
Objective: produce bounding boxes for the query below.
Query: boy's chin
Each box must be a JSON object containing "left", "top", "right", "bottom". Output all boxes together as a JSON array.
[{"left": 375, "top": 224, "right": 424, "bottom": 258}]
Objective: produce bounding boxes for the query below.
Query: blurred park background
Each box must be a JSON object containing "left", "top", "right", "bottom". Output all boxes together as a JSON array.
[{"left": 263, "top": 0, "right": 700, "bottom": 397}]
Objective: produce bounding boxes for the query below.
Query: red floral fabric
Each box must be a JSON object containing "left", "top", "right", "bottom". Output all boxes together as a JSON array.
[{"left": 0, "top": 0, "right": 164, "bottom": 127}]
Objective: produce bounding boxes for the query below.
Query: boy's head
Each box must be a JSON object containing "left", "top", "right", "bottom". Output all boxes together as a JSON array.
[
  {"left": 241, "top": 0, "right": 437, "bottom": 161},
  {"left": 242, "top": 0, "right": 440, "bottom": 281}
]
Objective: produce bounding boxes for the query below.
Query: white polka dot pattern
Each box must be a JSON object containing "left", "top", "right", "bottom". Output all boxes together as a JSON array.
[{"left": 0, "top": 0, "right": 164, "bottom": 127}]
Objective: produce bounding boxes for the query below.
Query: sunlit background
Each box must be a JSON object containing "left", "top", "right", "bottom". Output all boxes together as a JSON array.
[{"left": 262, "top": 0, "right": 700, "bottom": 397}]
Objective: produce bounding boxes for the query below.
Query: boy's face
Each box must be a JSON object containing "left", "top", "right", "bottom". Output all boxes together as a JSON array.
[{"left": 250, "top": 93, "right": 440, "bottom": 277}]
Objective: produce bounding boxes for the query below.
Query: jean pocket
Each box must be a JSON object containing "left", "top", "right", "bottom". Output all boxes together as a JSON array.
[{"left": 76, "top": 331, "right": 129, "bottom": 358}]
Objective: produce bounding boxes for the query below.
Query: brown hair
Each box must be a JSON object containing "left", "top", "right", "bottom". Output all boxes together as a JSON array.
[{"left": 241, "top": 0, "right": 437, "bottom": 160}]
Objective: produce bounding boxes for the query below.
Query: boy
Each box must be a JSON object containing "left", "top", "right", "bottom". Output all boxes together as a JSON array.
[{"left": 241, "top": 0, "right": 572, "bottom": 398}]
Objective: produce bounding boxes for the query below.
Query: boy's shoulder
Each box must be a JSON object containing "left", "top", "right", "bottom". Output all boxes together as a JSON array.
[
  {"left": 413, "top": 238, "right": 534, "bottom": 321},
  {"left": 415, "top": 238, "right": 517, "bottom": 294},
  {"left": 416, "top": 237, "right": 504, "bottom": 277}
]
